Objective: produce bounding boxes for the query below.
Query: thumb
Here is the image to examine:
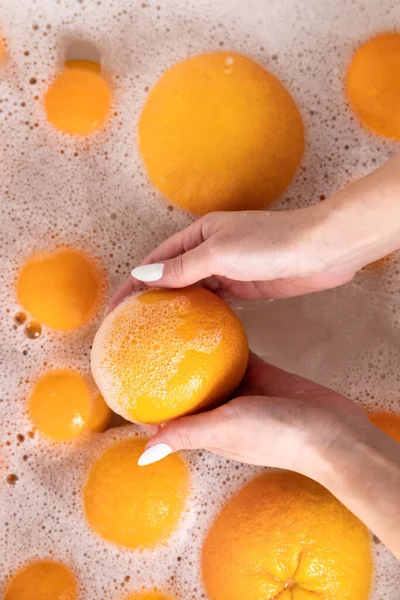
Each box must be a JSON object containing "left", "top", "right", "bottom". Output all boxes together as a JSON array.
[
  {"left": 131, "top": 245, "right": 213, "bottom": 288},
  {"left": 137, "top": 405, "right": 233, "bottom": 466}
]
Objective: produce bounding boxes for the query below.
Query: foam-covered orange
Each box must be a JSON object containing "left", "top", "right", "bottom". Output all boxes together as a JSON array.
[{"left": 91, "top": 287, "right": 248, "bottom": 424}]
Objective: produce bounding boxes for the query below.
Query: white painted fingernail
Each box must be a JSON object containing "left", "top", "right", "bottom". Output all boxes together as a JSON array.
[
  {"left": 131, "top": 263, "right": 164, "bottom": 282},
  {"left": 138, "top": 443, "right": 173, "bottom": 466}
]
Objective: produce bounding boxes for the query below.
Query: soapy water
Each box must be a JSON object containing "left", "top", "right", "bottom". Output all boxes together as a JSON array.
[{"left": 0, "top": 0, "right": 399, "bottom": 597}]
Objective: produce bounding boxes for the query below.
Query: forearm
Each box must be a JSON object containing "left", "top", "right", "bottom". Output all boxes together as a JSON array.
[
  {"left": 316, "top": 153, "right": 400, "bottom": 272},
  {"left": 316, "top": 425, "right": 400, "bottom": 558}
]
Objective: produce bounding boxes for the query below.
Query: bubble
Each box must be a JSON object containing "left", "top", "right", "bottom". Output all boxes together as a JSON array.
[{"left": 24, "top": 320, "right": 42, "bottom": 339}]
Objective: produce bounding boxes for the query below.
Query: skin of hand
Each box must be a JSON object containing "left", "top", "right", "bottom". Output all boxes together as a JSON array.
[
  {"left": 139, "top": 353, "right": 400, "bottom": 560},
  {"left": 109, "top": 152, "right": 400, "bottom": 310}
]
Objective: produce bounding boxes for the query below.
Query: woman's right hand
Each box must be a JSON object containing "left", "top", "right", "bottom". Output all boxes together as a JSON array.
[
  {"left": 110, "top": 153, "right": 400, "bottom": 311},
  {"left": 139, "top": 353, "right": 400, "bottom": 560}
]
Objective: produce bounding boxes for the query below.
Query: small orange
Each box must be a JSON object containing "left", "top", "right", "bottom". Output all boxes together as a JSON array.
[
  {"left": 369, "top": 412, "right": 400, "bottom": 443},
  {"left": 45, "top": 66, "right": 111, "bottom": 135},
  {"left": 17, "top": 247, "right": 103, "bottom": 331},
  {"left": 84, "top": 437, "right": 189, "bottom": 549},
  {"left": 29, "top": 370, "right": 111, "bottom": 441},
  {"left": 346, "top": 33, "right": 400, "bottom": 140},
  {"left": 29, "top": 369, "right": 92, "bottom": 441},
  {"left": 202, "top": 471, "right": 372, "bottom": 600},
  {"left": 4, "top": 559, "right": 77, "bottom": 600},
  {"left": 91, "top": 287, "right": 248, "bottom": 424},
  {"left": 139, "top": 52, "right": 304, "bottom": 215}
]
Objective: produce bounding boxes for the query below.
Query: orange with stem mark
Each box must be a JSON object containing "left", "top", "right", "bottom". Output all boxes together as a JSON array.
[{"left": 203, "top": 471, "right": 372, "bottom": 600}]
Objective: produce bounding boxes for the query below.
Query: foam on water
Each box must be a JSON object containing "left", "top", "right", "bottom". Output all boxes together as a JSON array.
[{"left": 0, "top": 0, "right": 399, "bottom": 598}]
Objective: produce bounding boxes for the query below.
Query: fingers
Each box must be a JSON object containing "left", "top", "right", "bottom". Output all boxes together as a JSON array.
[
  {"left": 137, "top": 405, "right": 235, "bottom": 466},
  {"left": 109, "top": 217, "right": 216, "bottom": 311},
  {"left": 140, "top": 217, "right": 211, "bottom": 266},
  {"left": 131, "top": 241, "right": 215, "bottom": 288}
]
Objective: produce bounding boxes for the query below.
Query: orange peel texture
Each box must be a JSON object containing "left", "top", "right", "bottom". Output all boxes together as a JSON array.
[
  {"left": 45, "top": 65, "right": 111, "bottom": 135},
  {"left": 91, "top": 287, "right": 249, "bottom": 424},
  {"left": 346, "top": 33, "right": 400, "bottom": 140},
  {"left": 4, "top": 560, "right": 77, "bottom": 600},
  {"left": 139, "top": 52, "right": 304, "bottom": 215},
  {"left": 202, "top": 471, "right": 372, "bottom": 600},
  {"left": 369, "top": 411, "right": 400, "bottom": 443},
  {"left": 17, "top": 247, "right": 103, "bottom": 331},
  {"left": 84, "top": 437, "right": 189, "bottom": 549}
]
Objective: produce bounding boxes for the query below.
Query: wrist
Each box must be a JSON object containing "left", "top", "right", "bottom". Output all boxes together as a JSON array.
[
  {"left": 309, "top": 421, "right": 400, "bottom": 555},
  {"left": 313, "top": 154, "right": 400, "bottom": 274}
]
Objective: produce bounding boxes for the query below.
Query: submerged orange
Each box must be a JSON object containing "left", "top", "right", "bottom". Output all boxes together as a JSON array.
[
  {"left": 347, "top": 33, "right": 400, "bottom": 140},
  {"left": 91, "top": 287, "right": 248, "bottom": 424},
  {"left": 84, "top": 437, "right": 189, "bottom": 549},
  {"left": 17, "top": 247, "right": 103, "bottom": 331},
  {"left": 202, "top": 471, "right": 372, "bottom": 600},
  {"left": 369, "top": 411, "right": 400, "bottom": 443},
  {"left": 4, "top": 560, "right": 77, "bottom": 600},
  {"left": 45, "top": 66, "right": 111, "bottom": 135}
]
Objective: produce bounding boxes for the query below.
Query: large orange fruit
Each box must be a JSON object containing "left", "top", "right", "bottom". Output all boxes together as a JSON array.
[
  {"left": 91, "top": 287, "right": 248, "bottom": 424},
  {"left": 369, "top": 411, "right": 400, "bottom": 443},
  {"left": 202, "top": 471, "right": 372, "bottom": 600},
  {"left": 139, "top": 52, "right": 304, "bottom": 215}
]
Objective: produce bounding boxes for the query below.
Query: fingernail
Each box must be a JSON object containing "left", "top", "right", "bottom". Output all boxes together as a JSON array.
[
  {"left": 138, "top": 443, "right": 173, "bottom": 466},
  {"left": 131, "top": 263, "right": 164, "bottom": 282}
]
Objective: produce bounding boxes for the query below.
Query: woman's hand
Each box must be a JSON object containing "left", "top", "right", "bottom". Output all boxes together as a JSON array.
[
  {"left": 138, "top": 353, "right": 400, "bottom": 559},
  {"left": 110, "top": 153, "right": 400, "bottom": 311}
]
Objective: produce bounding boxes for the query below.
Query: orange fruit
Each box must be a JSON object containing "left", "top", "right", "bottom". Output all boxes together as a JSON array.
[
  {"left": 4, "top": 559, "right": 77, "bottom": 600},
  {"left": 17, "top": 247, "right": 103, "bottom": 331},
  {"left": 139, "top": 52, "right": 304, "bottom": 215},
  {"left": 124, "top": 591, "right": 175, "bottom": 600},
  {"left": 45, "top": 66, "right": 111, "bottom": 135},
  {"left": 91, "top": 287, "right": 248, "bottom": 424},
  {"left": 28, "top": 370, "right": 111, "bottom": 441},
  {"left": 29, "top": 369, "right": 92, "bottom": 441},
  {"left": 369, "top": 412, "right": 400, "bottom": 443},
  {"left": 346, "top": 33, "right": 400, "bottom": 140},
  {"left": 84, "top": 437, "right": 189, "bottom": 549},
  {"left": 202, "top": 471, "right": 372, "bottom": 600},
  {"left": 86, "top": 392, "right": 113, "bottom": 433}
]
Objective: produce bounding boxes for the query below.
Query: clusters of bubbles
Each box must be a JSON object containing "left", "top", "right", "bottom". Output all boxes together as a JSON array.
[
  {"left": 95, "top": 292, "right": 224, "bottom": 422},
  {"left": 0, "top": 0, "right": 400, "bottom": 598}
]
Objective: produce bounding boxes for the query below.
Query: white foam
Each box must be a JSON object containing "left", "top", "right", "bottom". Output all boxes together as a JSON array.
[{"left": 0, "top": 0, "right": 400, "bottom": 598}]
